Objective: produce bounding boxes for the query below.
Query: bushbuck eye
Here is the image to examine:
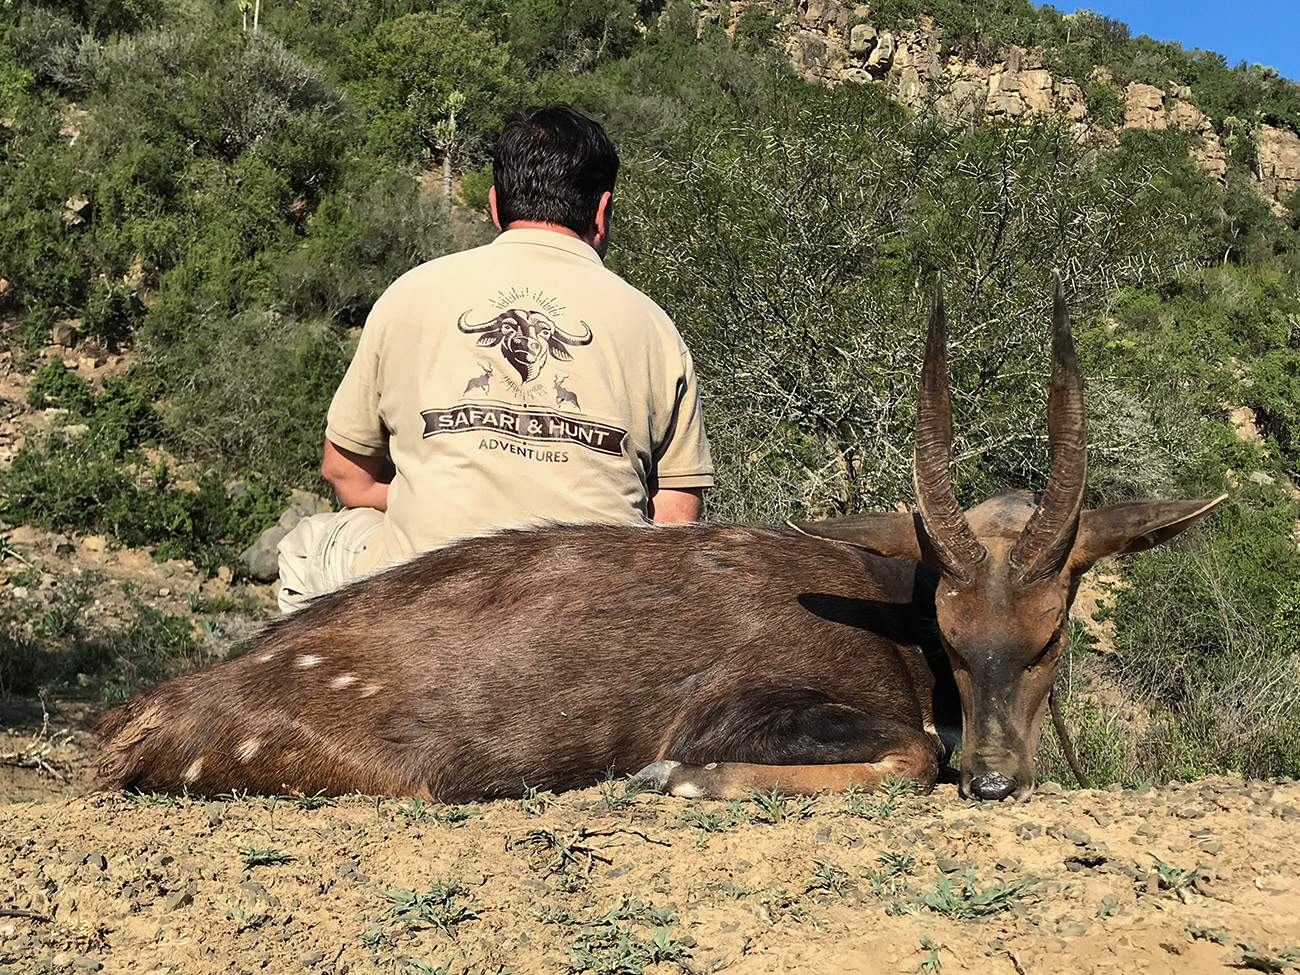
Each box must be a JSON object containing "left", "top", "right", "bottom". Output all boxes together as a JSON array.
[{"left": 1026, "top": 621, "right": 1067, "bottom": 670}]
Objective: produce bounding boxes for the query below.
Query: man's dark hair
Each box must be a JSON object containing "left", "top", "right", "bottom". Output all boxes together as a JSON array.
[{"left": 493, "top": 105, "right": 619, "bottom": 236}]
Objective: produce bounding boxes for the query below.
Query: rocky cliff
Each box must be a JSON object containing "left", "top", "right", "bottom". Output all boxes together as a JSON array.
[{"left": 725, "top": 0, "right": 1297, "bottom": 209}]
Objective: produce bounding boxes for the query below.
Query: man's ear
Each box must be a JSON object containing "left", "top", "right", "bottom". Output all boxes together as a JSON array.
[
  {"left": 789, "top": 512, "right": 924, "bottom": 561},
  {"left": 591, "top": 191, "right": 612, "bottom": 255},
  {"left": 488, "top": 185, "right": 503, "bottom": 231},
  {"left": 1069, "top": 495, "right": 1228, "bottom": 572}
]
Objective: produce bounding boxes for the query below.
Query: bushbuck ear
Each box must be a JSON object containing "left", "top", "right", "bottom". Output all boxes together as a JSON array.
[
  {"left": 789, "top": 512, "right": 924, "bottom": 561},
  {"left": 1069, "top": 495, "right": 1228, "bottom": 571}
]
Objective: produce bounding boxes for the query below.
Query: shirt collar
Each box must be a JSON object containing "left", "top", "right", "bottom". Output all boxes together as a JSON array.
[{"left": 492, "top": 227, "right": 603, "bottom": 265}]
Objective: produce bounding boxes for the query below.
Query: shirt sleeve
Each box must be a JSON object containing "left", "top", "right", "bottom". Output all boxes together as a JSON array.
[
  {"left": 325, "top": 305, "right": 390, "bottom": 457},
  {"left": 651, "top": 343, "right": 714, "bottom": 490}
]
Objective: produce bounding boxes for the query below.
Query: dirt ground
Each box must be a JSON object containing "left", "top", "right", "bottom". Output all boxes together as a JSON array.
[{"left": 1, "top": 749, "right": 1298, "bottom": 975}]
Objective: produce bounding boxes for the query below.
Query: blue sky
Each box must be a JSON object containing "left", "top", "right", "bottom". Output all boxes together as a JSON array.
[{"left": 1076, "top": 1, "right": 1300, "bottom": 81}]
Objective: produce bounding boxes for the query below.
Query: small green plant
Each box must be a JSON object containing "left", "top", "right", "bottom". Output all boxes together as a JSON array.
[
  {"left": 429, "top": 804, "right": 479, "bottom": 825},
  {"left": 37, "top": 609, "right": 71, "bottom": 636},
  {"left": 1187, "top": 921, "right": 1228, "bottom": 944},
  {"left": 1234, "top": 941, "right": 1300, "bottom": 972},
  {"left": 378, "top": 879, "right": 479, "bottom": 938},
  {"left": 757, "top": 886, "right": 821, "bottom": 929},
  {"left": 913, "top": 937, "right": 944, "bottom": 974},
  {"left": 918, "top": 874, "right": 1028, "bottom": 920},
  {"left": 721, "top": 881, "right": 755, "bottom": 899},
  {"left": 371, "top": 954, "right": 454, "bottom": 975},
  {"left": 743, "top": 785, "right": 820, "bottom": 824},
  {"left": 1143, "top": 855, "right": 1203, "bottom": 900},
  {"left": 804, "top": 859, "right": 851, "bottom": 897},
  {"left": 865, "top": 849, "right": 917, "bottom": 896},
  {"left": 293, "top": 792, "right": 334, "bottom": 810},
  {"left": 391, "top": 795, "right": 428, "bottom": 820},
  {"left": 539, "top": 896, "right": 693, "bottom": 974},
  {"left": 786, "top": 902, "right": 822, "bottom": 930},
  {"left": 594, "top": 771, "right": 653, "bottom": 811},
  {"left": 677, "top": 805, "right": 745, "bottom": 847},
  {"left": 519, "top": 781, "right": 555, "bottom": 818},
  {"left": 239, "top": 845, "right": 294, "bottom": 868},
  {"left": 1096, "top": 894, "right": 1120, "bottom": 918},
  {"left": 227, "top": 907, "right": 272, "bottom": 931},
  {"left": 842, "top": 773, "right": 917, "bottom": 819}
]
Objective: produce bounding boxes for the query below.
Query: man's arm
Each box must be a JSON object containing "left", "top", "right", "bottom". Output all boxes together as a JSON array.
[
  {"left": 322, "top": 439, "right": 392, "bottom": 512},
  {"left": 649, "top": 487, "right": 703, "bottom": 525}
]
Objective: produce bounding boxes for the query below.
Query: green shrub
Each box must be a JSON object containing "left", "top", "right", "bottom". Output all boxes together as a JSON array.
[
  {"left": 27, "top": 360, "right": 94, "bottom": 413},
  {"left": 732, "top": 4, "right": 778, "bottom": 53},
  {"left": 82, "top": 280, "right": 145, "bottom": 349},
  {"left": 10, "top": 6, "right": 105, "bottom": 96},
  {"left": 1098, "top": 497, "right": 1300, "bottom": 780},
  {"left": 90, "top": 373, "right": 157, "bottom": 453},
  {"left": 1080, "top": 82, "right": 1124, "bottom": 126},
  {"left": 277, "top": 168, "right": 472, "bottom": 325},
  {"left": 2, "top": 366, "right": 285, "bottom": 570}
]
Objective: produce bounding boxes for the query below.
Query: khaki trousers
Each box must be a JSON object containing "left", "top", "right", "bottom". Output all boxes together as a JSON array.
[{"left": 276, "top": 507, "right": 386, "bottom": 614}]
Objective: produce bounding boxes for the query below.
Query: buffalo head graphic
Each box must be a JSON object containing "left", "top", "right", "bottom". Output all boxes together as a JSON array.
[{"left": 458, "top": 308, "right": 593, "bottom": 384}]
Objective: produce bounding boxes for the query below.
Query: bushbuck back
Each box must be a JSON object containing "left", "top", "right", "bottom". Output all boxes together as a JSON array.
[{"left": 95, "top": 282, "right": 1223, "bottom": 803}]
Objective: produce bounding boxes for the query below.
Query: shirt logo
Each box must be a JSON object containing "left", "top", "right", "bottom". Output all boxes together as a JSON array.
[
  {"left": 457, "top": 308, "right": 592, "bottom": 385},
  {"left": 420, "top": 405, "right": 626, "bottom": 456}
]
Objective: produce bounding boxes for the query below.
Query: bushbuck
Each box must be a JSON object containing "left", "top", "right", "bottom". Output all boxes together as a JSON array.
[
  {"left": 463, "top": 363, "right": 492, "bottom": 396},
  {"left": 95, "top": 283, "right": 1222, "bottom": 803}
]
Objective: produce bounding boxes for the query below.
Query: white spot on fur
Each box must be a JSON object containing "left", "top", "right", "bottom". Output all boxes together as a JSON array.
[
  {"left": 258, "top": 651, "right": 276, "bottom": 663},
  {"left": 359, "top": 684, "right": 381, "bottom": 698},
  {"left": 295, "top": 654, "right": 321, "bottom": 669},
  {"left": 238, "top": 739, "right": 260, "bottom": 762},
  {"left": 704, "top": 762, "right": 718, "bottom": 770},
  {"left": 671, "top": 782, "right": 704, "bottom": 799},
  {"left": 183, "top": 758, "right": 203, "bottom": 783},
  {"left": 331, "top": 674, "right": 358, "bottom": 689}
]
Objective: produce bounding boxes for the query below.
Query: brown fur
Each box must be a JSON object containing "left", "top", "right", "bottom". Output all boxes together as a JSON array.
[{"left": 96, "top": 524, "right": 945, "bottom": 801}]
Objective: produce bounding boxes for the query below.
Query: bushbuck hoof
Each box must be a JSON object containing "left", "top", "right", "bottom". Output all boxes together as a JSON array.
[
  {"left": 629, "top": 760, "right": 682, "bottom": 793},
  {"left": 629, "top": 760, "right": 717, "bottom": 797}
]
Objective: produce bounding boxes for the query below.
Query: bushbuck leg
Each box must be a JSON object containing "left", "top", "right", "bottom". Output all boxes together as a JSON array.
[
  {"left": 640, "top": 753, "right": 933, "bottom": 799},
  {"left": 635, "top": 692, "right": 940, "bottom": 798}
]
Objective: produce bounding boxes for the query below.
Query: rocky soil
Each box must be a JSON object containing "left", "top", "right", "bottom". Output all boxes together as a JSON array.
[{"left": 1, "top": 774, "right": 1299, "bottom": 975}]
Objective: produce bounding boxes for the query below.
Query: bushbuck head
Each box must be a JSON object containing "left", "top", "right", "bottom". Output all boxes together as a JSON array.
[{"left": 795, "top": 281, "right": 1223, "bottom": 801}]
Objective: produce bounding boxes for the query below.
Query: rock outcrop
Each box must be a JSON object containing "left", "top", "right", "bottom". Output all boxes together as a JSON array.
[
  {"left": 1122, "top": 82, "right": 1227, "bottom": 178},
  {"left": 729, "top": 1, "right": 1289, "bottom": 196},
  {"left": 1259, "top": 124, "right": 1300, "bottom": 208}
]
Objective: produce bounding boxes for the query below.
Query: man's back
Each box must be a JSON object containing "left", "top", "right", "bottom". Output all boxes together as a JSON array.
[
  {"left": 276, "top": 104, "right": 712, "bottom": 614},
  {"left": 329, "top": 228, "right": 712, "bottom": 573}
]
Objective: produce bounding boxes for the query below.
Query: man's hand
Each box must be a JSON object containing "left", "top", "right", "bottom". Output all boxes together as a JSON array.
[
  {"left": 322, "top": 440, "right": 392, "bottom": 512},
  {"left": 649, "top": 487, "right": 703, "bottom": 525}
]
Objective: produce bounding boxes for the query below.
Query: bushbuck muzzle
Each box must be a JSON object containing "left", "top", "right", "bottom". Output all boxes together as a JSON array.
[{"left": 95, "top": 280, "right": 1224, "bottom": 805}]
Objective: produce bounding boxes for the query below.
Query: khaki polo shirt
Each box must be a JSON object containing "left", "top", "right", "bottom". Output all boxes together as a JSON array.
[{"left": 327, "top": 228, "right": 714, "bottom": 573}]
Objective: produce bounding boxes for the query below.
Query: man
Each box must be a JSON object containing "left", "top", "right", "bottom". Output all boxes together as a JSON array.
[{"left": 277, "top": 105, "right": 714, "bottom": 613}]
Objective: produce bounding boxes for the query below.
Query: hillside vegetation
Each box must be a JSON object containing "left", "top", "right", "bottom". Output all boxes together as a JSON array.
[{"left": 0, "top": 0, "right": 1298, "bottom": 788}]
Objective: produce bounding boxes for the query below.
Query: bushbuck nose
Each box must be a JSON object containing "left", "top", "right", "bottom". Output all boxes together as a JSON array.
[{"left": 970, "top": 771, "right": 1017, "bottom": 800}]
